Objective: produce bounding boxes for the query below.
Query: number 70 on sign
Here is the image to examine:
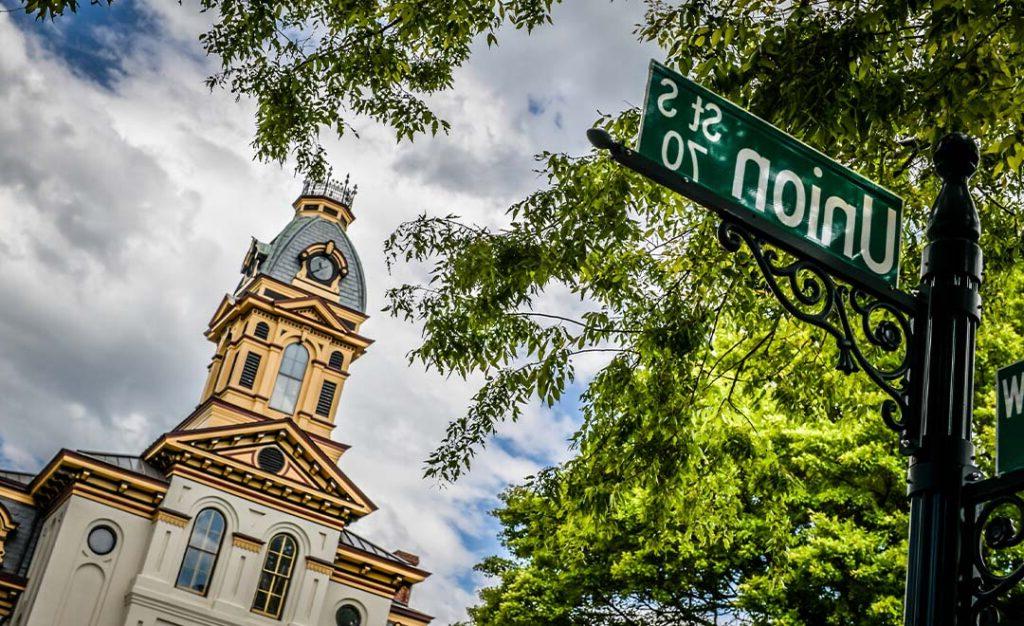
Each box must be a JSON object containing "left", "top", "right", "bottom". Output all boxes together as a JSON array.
[{"left": 654, "top": 78, "right": 720, "bottom": 182}]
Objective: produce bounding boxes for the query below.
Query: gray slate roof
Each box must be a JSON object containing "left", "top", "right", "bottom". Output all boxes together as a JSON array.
[
  {"left": 0, "top": 471, "right": 32, "bottom": 486},
  {"left": 259, "top": 216, "right": 367, "bottom": 313},
  {"left": 0, "top": 495, "right": 37, "bottom": 577},
  {"left": 339, "top": 529, "right": 414, "bottom": 566},
  {"left": 76, "top": 451, "right": 166, "bottom": 482}
]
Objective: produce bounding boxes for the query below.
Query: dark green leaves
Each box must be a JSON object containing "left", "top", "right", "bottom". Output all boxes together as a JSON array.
[
  {"left": 21, "top": 0, "right": 110, "bottom": 21},
  {"left": 383, "top": 2, "right": 1024, "bottom": 624}
]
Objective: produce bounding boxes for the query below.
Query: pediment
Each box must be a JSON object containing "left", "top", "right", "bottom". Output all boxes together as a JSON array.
[
  {"left": 206, "top": 295, "right": 235, "bottom": 332},
  {"left": 144, "top": 421, "right": 375, "bottom": 525},
  {"left": 275, "top": 297, "right": 348, "bottom": 332},
  {"left": 219, "top": 444, "right": 321, "bottom": 489}
]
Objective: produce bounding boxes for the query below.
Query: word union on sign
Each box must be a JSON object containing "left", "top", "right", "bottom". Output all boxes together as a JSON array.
[{"left": 637, "top": 61, "right": 904, "bottom": 288}]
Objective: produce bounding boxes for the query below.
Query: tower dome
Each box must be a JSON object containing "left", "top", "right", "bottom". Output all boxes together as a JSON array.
[{"left": 239, "top": 175, "right": 367, "bottom": 313}]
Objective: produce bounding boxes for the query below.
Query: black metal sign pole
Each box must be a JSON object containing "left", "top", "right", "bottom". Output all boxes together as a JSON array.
[
  {"left": 589, "top": 128, "right": 989, "bottom": 624},
  {"left": 905, "top": 134, "right": 983, "bottom": 626}
]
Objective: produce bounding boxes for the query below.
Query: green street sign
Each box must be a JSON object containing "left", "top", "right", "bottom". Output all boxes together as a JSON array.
[
  {"left": 997, "top": 359, "right": 1024, "bottom": 475},
  {"left": 638, "top": 61, "right": 904, "bottom": 290}
]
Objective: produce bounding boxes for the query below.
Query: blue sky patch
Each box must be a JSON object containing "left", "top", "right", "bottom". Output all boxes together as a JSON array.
[
  {"left": 4, "top": 0, "right": 154, "bottom": 89},
  {"left": 527, "top": 95, "right": 546, "bottom": 116}
]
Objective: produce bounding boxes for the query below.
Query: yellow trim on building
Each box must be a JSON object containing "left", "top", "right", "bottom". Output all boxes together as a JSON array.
[
  {"left": 0, "top": 574, "right": 26, "bottom": 619},
  {"left": 154, "top": 509, "right": 190, "bottom": 528},
  {"left": 232, "top": 533, "right": 263, "bottom": 553},
  {"left": 0, "top": 484, "right": 33, "bottom": 506}
]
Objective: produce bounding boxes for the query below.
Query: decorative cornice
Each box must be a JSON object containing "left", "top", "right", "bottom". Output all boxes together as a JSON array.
[
  {"left": 330, "top": 568, "right": 395, "bottom": 598},
  {"left": 70, "top": 483, "right": 159, "bottom": 519},
  {"left": 155, "top": 508, "right": 191, "bottom": 528},
  {"left": 389, "top": 602, "right": 434, "bottom": 625},
  {"left": 330, "top": 546, "right": 430, "bottom": 603},
  {"left": 0, "top": 483, "right": 33, "bottom": 505},
  {"left": 28, "top": 451, "right": 167, "bottom": 518},
  {"left": 232, "top": 532, "right": 263, "bottom": 553},
  {"left": 305, "top": 556, "right": 334, "bottom": 576},
  {"left": 168, "top": 466, "right": 347, "bottom": 531},
  {"left": 0, "top": 573, "right": 26, "bottom": 619},
  {"left": 336, "top": 543, "right": 431, "bottom": 582},
  {"left": 207, "top": 285, "right": 372, "bottom": 350},
  {"left": 164, "top": 399, "right": 351, "bottom": 458}
]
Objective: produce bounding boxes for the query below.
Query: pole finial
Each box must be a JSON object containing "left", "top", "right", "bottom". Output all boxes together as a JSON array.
[
  {"left": 928, "top": 133, "right": 980, "bottom": 243},
  {"left": 586, "top": 128, "right": 616, "bottom": 151},
  {"left": 934, "top": 132, "right": 979, "bottom": 182}
]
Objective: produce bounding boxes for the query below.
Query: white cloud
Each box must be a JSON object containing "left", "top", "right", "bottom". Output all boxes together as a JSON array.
[{"left": 0, "top": 2, "right": 659, "bottom": 622}]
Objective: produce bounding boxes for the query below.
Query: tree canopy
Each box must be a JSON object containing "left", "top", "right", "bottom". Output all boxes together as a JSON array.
[
  {"left": 21, "top": 0, "right": 1024, "bottom": 622},
  {"left": 21, "top": 0, "right": 560, "bottom": 181},
  {"left": 379, "top": 1, "right": 1024, "bottom": 623}
]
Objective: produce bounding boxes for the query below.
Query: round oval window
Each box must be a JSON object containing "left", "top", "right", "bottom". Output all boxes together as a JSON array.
[
  {"left": 87, "top": 525, "right": 117, "bottom": 555},
  {"left": 336, "top": 605, "right": 361, "bottom": 626},
  {"left": 257, "top": 446, "right": 286, "bottom": 474}
]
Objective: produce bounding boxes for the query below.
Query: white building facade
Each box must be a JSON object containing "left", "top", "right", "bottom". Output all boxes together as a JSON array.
[{"left": 0, "top": 178, "right": 433, "bottom": 626}]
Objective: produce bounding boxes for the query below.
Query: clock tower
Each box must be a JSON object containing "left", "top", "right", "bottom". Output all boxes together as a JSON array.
[
  {"left": 0, "top": 175, "right": 435, "bottom": 626},
  {"left": 188, "top": 176, "right": 372, "bottom": 462}
]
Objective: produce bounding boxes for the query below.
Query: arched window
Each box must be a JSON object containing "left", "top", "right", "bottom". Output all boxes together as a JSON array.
[
  {"left": 175, "top": 508, "right": 226, "bottom": 596},
  {"left": 336, "top": 605, "right": 362, "bottom": 626},
  {"left": 251, "top": 533, "right": 297, "bottom": 619},
  {"left": 254, "top": 321, "right": 270, "bottom": 340},
  {"left": 269, "top": 344, "right": 308, "bottom": 414},
  {"left": 328, "top": 351, "right": 344, "bottom": 370}
]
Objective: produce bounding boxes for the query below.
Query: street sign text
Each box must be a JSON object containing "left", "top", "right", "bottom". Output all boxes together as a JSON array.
[{"left": 638, "top": 61, "right": 904, "bottom": 288}]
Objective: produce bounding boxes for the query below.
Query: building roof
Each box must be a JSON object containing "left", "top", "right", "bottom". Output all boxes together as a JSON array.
[
  {"left": 0, "top": 472, "right": 32, "bottom": 487},
  {"left": 390, "top": 600, "right": 434, "bottom": 623},
  {"left": 0, "top": 496, "right": 38, "bottom": 578},
  {"left": 75, "top": 452, "right": 166, "bottom": 482},
  {"left": 0, "top": 453, "right": 164, "bottom": 580},
  {"left": 339, "top": 529, "right": 416, "bottom": 567},
  {"left": 258, "top": 216, "right": 366, "bottom": 313}
]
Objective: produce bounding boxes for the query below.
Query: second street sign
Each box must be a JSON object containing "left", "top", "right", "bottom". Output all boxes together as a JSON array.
[
  {"left": 997, "top": 359, "right": 1024, "bottom": 476},
  {"left": 638, "top": 61, "right": 904, "bottom": 289}
]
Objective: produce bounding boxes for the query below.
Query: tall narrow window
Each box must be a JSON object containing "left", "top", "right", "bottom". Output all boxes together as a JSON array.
[
  {"left": 176, "top": 508, "right": 226, "bottom": 596},
  {"left": 239, "top": 352, "right": 261, "bottom": 389},
  {"left": 254, "top": 322, "right": 270, "bottom": 340},
  {"left": 328, "top": 351, "right": 344, "bottom": 370},
  {"left": 269, "top": 344, "right": 308, "bottom": 414},
  {"left": 251, "top": 533, "right": 297, "bottom": 619},
  {"left": 316, "top": 381, "right": 337, "bottom": 417}
]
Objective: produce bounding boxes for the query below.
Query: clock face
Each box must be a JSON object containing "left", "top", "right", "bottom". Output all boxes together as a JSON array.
[{"left": 307, "top": 254, "right": 336, "bottom": 283}]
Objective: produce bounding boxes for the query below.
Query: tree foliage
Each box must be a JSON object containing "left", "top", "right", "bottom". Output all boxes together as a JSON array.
[
  {"left": 23, "top": 0, "right": 1024, "bottom": 622},
  {"left": 381, "top": 1, "right": 1024, "bottom": 623},
  {"left": 20, "top": 0, "right": 559, "bottom": 181}
]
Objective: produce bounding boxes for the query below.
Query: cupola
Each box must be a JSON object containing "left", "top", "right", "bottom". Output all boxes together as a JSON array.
[
  {"left": 238, "top": 174, "right": 366, "bottom": 313},
  {"left": 293, "top": 175, "right": 358, "bottom": 229}
]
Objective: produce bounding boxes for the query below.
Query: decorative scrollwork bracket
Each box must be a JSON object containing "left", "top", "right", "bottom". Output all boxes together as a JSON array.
[
  {"left": 585, "top": 126, "right": 924, "bottom": 452},
  {"left": 961, "top": 472, "right": 1024, "bottom": 625},
  {"left": 716, "top": 218, "right": 920, "bottom": 448}
]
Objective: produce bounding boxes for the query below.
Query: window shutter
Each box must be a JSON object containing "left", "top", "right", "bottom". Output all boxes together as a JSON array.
[
  {"left": 254, "top": 322, "right": 270, "bottom": 340},
  {"left": 316, "top": 381, "right": 337, "bottom": 417},
  {"left": 328, "top": 351, "right": 344, "bottom": 370},
  {"left": 239, "top": 352, "right": 262, "bottom": 389}
]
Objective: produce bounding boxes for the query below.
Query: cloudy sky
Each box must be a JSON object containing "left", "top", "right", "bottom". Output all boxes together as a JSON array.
[{"left": 0, "top": 1, "right": 659, "bottom": 622}]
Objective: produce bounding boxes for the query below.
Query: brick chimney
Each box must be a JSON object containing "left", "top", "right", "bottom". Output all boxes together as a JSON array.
[{"left": 393, "top": 550, "right": 420, "bottom": 566}]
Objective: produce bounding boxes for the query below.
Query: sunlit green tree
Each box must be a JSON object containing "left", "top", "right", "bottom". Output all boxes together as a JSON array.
[{"left": 380, "top": 2, "right": 1024, "bottom": 623}]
